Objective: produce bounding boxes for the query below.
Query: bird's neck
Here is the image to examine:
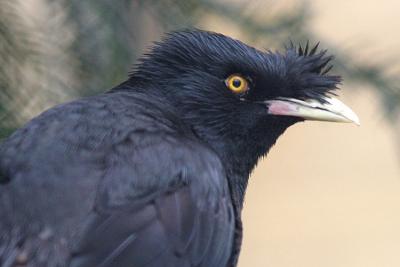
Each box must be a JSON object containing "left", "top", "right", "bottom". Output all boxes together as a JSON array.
[
  {"left": 206, "top": 120, "right": 293, "bottom": 210},
  {"left": 119, "top": 81, "right": 295, "bottom": 209}
]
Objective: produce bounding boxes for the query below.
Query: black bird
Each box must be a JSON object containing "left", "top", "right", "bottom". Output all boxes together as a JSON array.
[{"left": 0, "top": 30, "right": 359, "bottom": 267}]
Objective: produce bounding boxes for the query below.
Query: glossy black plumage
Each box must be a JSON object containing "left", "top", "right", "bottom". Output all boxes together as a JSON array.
[{"left": 0, "top": 30, "right": 340, "bottom": 267}]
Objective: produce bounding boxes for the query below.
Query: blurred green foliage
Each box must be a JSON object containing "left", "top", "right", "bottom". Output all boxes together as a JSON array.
[{"left": 0, "top": 0, "right": 399, "bottom": 140}]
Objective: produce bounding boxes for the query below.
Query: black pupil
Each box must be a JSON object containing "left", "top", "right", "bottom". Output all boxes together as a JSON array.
[{"left": 232, "top": 79, "right": 242, "bottom": 88}]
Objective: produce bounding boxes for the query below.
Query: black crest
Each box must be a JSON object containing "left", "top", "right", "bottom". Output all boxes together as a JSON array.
[{"left": 130, "top": 30, "right": 340, "bottom": 104}]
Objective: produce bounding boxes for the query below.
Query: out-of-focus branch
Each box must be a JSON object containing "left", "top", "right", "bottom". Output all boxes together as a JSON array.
[{"left": 0, "top": 1, "right": 34, "bottom": 136}]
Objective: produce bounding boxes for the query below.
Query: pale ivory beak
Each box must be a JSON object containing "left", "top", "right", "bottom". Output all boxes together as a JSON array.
[{"left": 265, "top": 96, "right": 360, "bottom": 125}]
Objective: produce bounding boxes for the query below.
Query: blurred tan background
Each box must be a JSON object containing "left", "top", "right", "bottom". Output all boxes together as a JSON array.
[{"left": 1, "top": 0, "right": 400, "bottom": 266}]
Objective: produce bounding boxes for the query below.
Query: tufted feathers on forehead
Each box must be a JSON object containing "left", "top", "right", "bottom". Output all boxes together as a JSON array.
[
  {"left": 130, "top": 30, "right": 341, "bottom": 101},
  {"left": 130, "top": 30, "right": 263, "bottom": 81},
  {"left": 252, "top": 41, "right": 342, "bottom": 103}
]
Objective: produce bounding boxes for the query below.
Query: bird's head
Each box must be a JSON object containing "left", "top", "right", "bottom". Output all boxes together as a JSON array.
[{"left": 130, "top": 30, "right": 359, "bottom": 184}]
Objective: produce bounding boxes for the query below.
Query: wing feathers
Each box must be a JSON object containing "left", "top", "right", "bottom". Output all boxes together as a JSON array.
[{"left": 69, "top": 136, "right": 234, "bottom": 267}]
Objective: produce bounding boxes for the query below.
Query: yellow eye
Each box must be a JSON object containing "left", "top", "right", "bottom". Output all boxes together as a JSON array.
[{"left": 225, "top": 74, "right": 249, "bottom": 94}]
